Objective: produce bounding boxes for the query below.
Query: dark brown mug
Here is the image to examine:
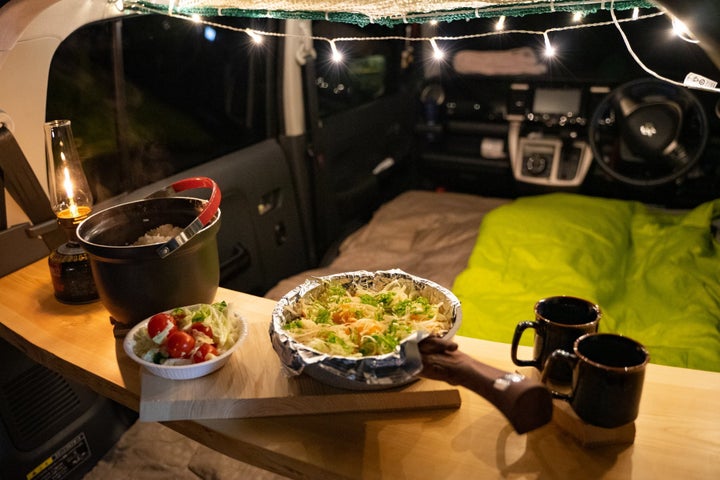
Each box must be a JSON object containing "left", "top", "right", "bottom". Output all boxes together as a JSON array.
[
  {"left": 542, "top": 333, "right": 650, "bottom": 428},
  {"left": 511, "top": 296, "right": 601, "bottom": 383}
]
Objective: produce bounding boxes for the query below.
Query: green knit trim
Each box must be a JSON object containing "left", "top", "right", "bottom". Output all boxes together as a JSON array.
[{"left": 129, "top": 1, "right": 656, "bottom": 27}]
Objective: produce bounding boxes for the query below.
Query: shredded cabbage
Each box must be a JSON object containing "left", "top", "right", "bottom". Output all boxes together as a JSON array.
[
  {"left": 131, "top": 301, "right": 240, "bottom": 365},
  {"left": 171, "top": 301, "right": 239, "bottom": 351},
  {"left": 284, "top": 279, "right": 451, "bottom": 357}
]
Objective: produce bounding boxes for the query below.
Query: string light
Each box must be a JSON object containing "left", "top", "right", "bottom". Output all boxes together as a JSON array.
[
  {"left": 246, "top": 29, "right": 263, "bottom": 44},
  {"left": 329, "top": 40, "right": 343, "bottom": 62},
  {"left": 429, "top": 38, "right": 444, "bottom": 60},
  {"left": 122, "top": 2, "right": 717, "bottom": 93},
  {"left": 670, "top": 16, "right": 699, "bottom": 44},
  {"left": 129, "top": 3, "right": 666, "bottom": 55},
  {"left": 572, "top": 11, "right": 584, "bottom": 22},
  {"left": 543, "top": 31, "right": 555, "bottom": 57},
  {"left": 610, "top": 1, "right": 719, "bottom": 93}
]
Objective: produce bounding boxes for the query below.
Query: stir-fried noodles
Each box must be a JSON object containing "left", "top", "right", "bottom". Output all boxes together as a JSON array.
[{"left": 283, "top": 279, "right": 452, "bottom": 357}]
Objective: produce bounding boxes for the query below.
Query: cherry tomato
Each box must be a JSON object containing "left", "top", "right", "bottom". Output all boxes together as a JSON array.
[
  {"left": 166, "top": 331, "right": 195, "bottom": 358},
  {"left": 189, "top": 322, "right": 214, "bottom": 341},
  {"left": 192, "top": 343, "right": 219, "bottom": 364},
  {"left": 147, "top": 313, "right": 177, "bottom": 343}
]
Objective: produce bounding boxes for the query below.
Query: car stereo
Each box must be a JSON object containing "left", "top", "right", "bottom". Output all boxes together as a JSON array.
[{"left": 529, "top": 87, "right": 584, "bottom": 125}]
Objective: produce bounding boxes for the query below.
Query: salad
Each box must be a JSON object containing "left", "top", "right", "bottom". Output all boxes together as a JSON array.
[
  {"left": 130, "top": 301, "right": 241, "bottom": 365},
  {"left": 283, "top": 279, "right": 451, "bottom": 357}
]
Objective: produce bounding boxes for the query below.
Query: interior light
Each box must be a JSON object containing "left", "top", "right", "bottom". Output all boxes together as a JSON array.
[
  {"left": 191, "top": 14, "right": 202, "bottom": 23},
  {"left": 572, "top": 12, "right": 584, "bottom": 22},
  {"left": 632, "top": 7, "right": 640, "bottom": 20},
  {"left": 495, "top": 15, "right": 506, "bottom": 31}
]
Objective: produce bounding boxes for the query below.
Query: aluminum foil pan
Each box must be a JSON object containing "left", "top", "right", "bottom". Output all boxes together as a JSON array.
[{"left": 269, "top": 269, "right": 462, "bottom": 390}]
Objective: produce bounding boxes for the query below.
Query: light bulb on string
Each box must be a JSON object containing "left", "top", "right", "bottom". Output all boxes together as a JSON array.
[
  {"left": 429, "top": 38, "right": 444, "bottom": 60},
  {"left": 632, "top": 8, "right": 640, "bottom": 20},
  {"left": 572, "top": 12, "right": 584, "bottom": 23},
  {"left": 191, "top": 13, "right": 202, "bottom": 23},
  {"left": 330, "top": 40, "right": 343, "bottom": 63},
  {"left": 671, "top": 16, "right": 699, "bottom": 44},
  {"left": 495, "top": 15, "right": 506, "bottom": 31},
  {"left": 246, "top": 29, "right": 263, "bottom": 44},
  {"left": 543, "top": 31, "right": 556, "bottom": 57}
]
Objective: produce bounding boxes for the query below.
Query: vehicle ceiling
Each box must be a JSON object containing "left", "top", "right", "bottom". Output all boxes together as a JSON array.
[{"left": 118, "top": 1, "right": 718, "bottom": 68}]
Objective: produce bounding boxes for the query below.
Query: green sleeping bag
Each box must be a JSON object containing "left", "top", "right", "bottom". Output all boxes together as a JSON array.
[{"left": 453, "top": 193, "right": 720, "bottom": 372}]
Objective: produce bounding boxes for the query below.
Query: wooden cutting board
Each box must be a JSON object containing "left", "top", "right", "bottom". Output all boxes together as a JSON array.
[{"left": 138, "top": 319, "right": 461, "bottom": 421}]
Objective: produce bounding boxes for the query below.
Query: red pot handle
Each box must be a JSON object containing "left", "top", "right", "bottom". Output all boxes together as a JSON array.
[
  {"left": 149, "top": 177, "right": 222, "bottom": 258},
  {"left": 167, "top": 177, "right": 221, "bottom": 226}
]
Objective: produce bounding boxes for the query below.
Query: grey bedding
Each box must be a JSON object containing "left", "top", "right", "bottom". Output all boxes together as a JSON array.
[{"left": 264, "top": 190, "right": 509, "bottom": 300}]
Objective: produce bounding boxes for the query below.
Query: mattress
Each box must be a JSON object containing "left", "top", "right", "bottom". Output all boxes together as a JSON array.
[
  {"left": 265, "top": 190, "right": 720, "bottom": 373},
  {"left": 264, "top": 190, "right": 509, "bottom": 299}
]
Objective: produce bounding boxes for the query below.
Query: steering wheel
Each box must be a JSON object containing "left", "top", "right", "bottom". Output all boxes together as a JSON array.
[{"left": 588, "top": 78, "right": 708, "bottom": 186}]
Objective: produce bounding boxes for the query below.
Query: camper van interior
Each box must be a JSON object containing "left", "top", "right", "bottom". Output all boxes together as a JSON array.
[{"left": 1, "top": 0, "right": 719, "bottom": 478}]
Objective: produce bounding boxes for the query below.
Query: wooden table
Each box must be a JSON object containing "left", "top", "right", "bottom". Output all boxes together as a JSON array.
[{"left": 2, "top": 259, "right": 719, "bottom": 479}]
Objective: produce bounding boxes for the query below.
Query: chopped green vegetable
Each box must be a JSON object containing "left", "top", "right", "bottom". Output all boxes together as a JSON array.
[{"left": 285, "top": 279, "right": 450, "bottom": 357}]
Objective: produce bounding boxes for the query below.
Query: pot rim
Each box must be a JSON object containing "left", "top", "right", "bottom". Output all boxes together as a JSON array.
[{"left": 77, "top": 197, "right": 221, "bottom": 252}]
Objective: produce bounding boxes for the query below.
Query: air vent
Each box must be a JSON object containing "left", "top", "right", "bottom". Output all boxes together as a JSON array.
[{"left": 0, "top": 364, "right": 83, "bottom": 452}]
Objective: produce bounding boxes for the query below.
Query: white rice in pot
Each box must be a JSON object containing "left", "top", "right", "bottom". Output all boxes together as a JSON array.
[{"left": 133, "top": 224, "right": 183, "bottom": 245}]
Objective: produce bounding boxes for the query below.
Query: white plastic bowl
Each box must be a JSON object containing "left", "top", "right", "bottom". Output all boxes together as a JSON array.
[{"left": 123, "top": 304, "right": 247, "bottom": 380}]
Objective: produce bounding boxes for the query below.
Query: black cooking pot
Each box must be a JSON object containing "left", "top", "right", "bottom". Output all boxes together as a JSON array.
[{"left": 77, "top": 177, "right": 221, "bottom": 328}]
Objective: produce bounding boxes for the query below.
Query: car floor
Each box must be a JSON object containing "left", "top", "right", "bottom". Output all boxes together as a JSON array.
[{"left": 83, "top": 421, "right": 290, "bottom": 480}]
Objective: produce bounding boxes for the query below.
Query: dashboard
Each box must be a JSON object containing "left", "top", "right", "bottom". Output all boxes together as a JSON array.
[
  {"left": 418, "top": 79, "right": 612, "bottom": 187},
  {"left": 416, "top": 75, "right": 720, "bottom": 208}
]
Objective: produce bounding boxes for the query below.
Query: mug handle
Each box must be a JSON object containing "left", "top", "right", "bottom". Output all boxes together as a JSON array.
[
  {"left": 511, "top": 321, "right": 541, "bottom": 368},
  {"left": 540, "top": 349, "right": 578, "bottom": 400}
]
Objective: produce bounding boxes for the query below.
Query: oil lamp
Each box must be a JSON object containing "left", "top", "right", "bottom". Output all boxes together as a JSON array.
[{"left": 44, "top": 119, "right": 98, "bottom": 303}]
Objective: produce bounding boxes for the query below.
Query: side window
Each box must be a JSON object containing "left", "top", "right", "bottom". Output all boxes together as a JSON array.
[
  {"left": 46, "top": 14, "right": 277, "bottom": 202},
  {"left": 311, "top": 21, "right": 415, "bottom": 117}
]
